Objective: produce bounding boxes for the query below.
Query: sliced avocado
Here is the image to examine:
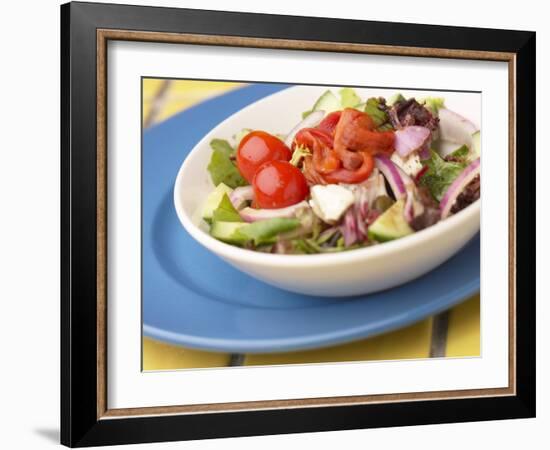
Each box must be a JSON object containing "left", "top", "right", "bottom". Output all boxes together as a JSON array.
[
  {"left": 201, "top": 183, "right": 233, "bottom": 221},
  {"left": 471, "top": 131, "right": 480, "bottom": 160},
  {"left": 210, "top": 221, "right": 247, "bottom": 245},
  {"left": 373, "top": 195, "right": 394, "bottom": 213},
  {"left": 368, "top": 199, "right": 414, "bottom": 243},
  {"left": 212, "top": 193, "right": 242, "bottom": 223},
  {"left": 312, "top": 90, "right": 340, "bottom": 113}
]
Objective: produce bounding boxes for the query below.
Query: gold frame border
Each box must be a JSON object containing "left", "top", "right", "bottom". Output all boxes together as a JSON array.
[{"left": 96, "top": 29, "right": 517, "bottom": 420}]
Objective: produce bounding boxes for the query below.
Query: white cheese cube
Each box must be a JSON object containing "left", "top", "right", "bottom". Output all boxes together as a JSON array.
[
  {"left": 309, "top": 184, "right": 355, "bottom": 224},
  {"left": 391, "top": 152, "right": 423, "bottom": 177}
]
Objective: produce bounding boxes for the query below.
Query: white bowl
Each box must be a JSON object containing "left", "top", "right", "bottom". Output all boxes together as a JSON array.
[{"left": 174, "top": 86, "right": 480, "bottom": 297}]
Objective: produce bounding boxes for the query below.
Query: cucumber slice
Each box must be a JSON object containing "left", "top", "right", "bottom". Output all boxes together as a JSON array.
[
  {"left": 339, "top": 87, "right": 361, "bottom": 108},
  {"left": 368, "top": 199, "right": 414, "bottom": 243},
  {"left": 312, "top": 90, "right": 340, "bottom": 113},
  {"left": 201, "top": 183, "right": 233, "bottom": 221},
  {"left": 211, "top": 217, "right": 300, "bottom": 246},
  {"left": 471, "top": 131, "right": 480, "bottom": 160},
  {"left": 210, "top": 221, "right": 247, "bottom": 244}
]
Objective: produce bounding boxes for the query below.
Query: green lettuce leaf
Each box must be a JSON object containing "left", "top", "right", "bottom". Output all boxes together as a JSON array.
[
  {"left": 420, "top": 149, "right": 467, "bottom": 201},
  {"left": 207, "top": 139, "right": 247, "bottom": 188},
  {"left": 448, "top": 145, "right": 470, "bottom": 162},
  {"left": 388, "top": 93, "right": 405, "bottom": 106},
  {"left": 212, "top": 193, "right": 242, "bottom": 223},
  {"left": 377, "top": 122, "right": 394, "bottom": 131},
  {"left": 339, "top": 88, "right": 361, "bottom": 108},
  {"left": 237, "top": 218, "right": 300, "bottom": 245},
  {"left": 364, "top": 97, "right": 388, "bottom": 127}
]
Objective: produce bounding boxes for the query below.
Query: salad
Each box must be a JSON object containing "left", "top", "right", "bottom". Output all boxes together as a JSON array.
[{"left": 199, "top": 88, "right": 480, "bottom": 254}]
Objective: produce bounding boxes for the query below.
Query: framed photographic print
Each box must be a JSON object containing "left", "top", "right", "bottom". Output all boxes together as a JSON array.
[{"left": 61, "top": 1, "right": 536, "bottom": 447}]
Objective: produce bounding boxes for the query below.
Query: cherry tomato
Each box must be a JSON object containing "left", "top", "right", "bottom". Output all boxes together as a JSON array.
[
  {"left": 236, "top": 131, "right": 292, "bottom": 183},
  {"left": 253, "top": 161, "right": 309, "bottom": 209}
]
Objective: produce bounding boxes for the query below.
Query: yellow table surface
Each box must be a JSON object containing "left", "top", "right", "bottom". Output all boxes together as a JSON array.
[{"left": 142, "top": 79, "right": 480, "bottom": 371}]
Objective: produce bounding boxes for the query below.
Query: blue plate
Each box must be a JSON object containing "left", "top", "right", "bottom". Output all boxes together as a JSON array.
[{"left": 142, "top": 83, "right": 480, "bottom": 354}]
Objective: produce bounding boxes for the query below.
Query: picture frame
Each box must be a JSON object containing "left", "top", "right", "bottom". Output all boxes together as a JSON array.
[{"left": 61, "top": 1, "right": 536, "bottom": 447}]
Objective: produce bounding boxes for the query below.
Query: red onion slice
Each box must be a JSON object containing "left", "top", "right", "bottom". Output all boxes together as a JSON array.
[
  {"left": 229, "top": 186, "right": 254, "bottom": 210},
  {"left": 355, "top": 205, "right": 368, "bottom": 239},
  {"left": 403, "top": 190, "right": 425, "bottom": 224},
  {"left": 341, "top": 208, "right": 358, "bottom": 246},
  {"left": 394, "top": 126, "right": 431, "bottom": 158},
  {"left": 239, "top": 201, "right": 309, "bottom": 222},
  {"left": 418, "top": 141, "right": 431, "bottom": 160},
  {"left": 284, "top": 110, "right": 325, "bottom": 147},
  {"left": 438, "top": 108, "right": 478, "bottom": 147},
  {"left": 440, "top": 158, "right": 480, "bottom": 219},
  {"left": 374, "top": 155, "right": 414, "bottom": 200},
  {"left": 404, "top": 191, "right": 415, "bottom": 223}
]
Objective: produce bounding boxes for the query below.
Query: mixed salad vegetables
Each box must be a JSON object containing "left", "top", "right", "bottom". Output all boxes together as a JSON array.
[{"left": 199, "top": 88, "right": 480, "bottom": 254}]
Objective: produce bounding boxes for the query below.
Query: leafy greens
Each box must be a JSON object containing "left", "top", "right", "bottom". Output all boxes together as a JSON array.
[
  {"left": 419, "top": 149, "right": 467, "bottom": 201},
  {"left": 363, "top": 97, "right": 389, "bottom": 127},
  {"left": 207, "top": 139, "right": 248, "bottom": 188}
]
